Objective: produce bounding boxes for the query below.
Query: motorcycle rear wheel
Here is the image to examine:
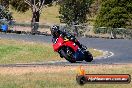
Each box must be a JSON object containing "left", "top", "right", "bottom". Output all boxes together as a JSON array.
[
  {"left": 60, "top": 48, "right": 76, "bottom": 63},
  {"left": 84, "top": 51, "right": 93, "bottom": 62}
]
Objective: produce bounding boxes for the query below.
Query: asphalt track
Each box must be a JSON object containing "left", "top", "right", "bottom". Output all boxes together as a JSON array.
[{"left": 0, "top": 33, "right": 132, "bottom": 66}]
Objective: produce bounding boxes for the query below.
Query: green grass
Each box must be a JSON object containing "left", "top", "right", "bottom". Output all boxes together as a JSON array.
[
  {"left": 88, "top": 48, "right": 102, "bottom": 57},
  {"left": 0, "top": 39, "right": 60, "bottom": 64},
  {"left": 0, "top": 39, "right": 102, "bottom": 64},
  {"left": 0, "top": 65, "right": 132, "bottom": 88}
]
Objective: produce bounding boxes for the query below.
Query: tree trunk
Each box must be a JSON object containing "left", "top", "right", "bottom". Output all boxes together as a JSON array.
[
  {"left": 31, "top": 10, "right": 40, "bottom": 34},
  {"left": 74, "top": 13, "right": 79, "bottom": 37},
  {"left": 72, "top": 21, "right": 79, "bottom": 37},
  {"left": 74, "top": 25, "right": 79, "bottom": 36}
]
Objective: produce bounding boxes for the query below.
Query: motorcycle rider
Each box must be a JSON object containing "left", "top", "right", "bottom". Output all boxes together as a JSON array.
[{"left": 50, "top": 25, "right": 85, "bottom": 49}]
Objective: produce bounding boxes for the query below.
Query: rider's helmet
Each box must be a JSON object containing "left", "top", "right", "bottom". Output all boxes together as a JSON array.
[{"left": 50, "top": 25, "right": 60, "bottom": 37}]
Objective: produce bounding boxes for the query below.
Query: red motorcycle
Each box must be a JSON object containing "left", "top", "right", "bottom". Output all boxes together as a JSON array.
[{"left": 52, "top": 35, "right": 93, "bottom": 63}]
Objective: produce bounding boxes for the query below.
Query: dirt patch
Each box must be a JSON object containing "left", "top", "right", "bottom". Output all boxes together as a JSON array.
[
  {"left": 0, "top": 64, "right": 132, "bottom": 75},
  {"left": 0, "top": 66, "right": 76, "bottom": 75},
  {"left": 13, "top": 26, "right": 51, "bottom": 34}
]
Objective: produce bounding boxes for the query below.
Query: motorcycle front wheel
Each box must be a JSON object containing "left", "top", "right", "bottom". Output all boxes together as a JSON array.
[{"left": 60, "top": 48, "right": 76, "bottom": 63}]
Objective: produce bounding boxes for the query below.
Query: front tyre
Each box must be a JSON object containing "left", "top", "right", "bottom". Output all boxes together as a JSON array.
[
  {"left": 60, "top": 49, "right": 76, "bottom": 63},
  {"left": 84, "top": 51, "right": 93, "bottom": 62}
]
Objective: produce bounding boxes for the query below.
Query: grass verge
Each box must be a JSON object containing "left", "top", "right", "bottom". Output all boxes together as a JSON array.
[
  {"left": 0, "top": 39, "right": 102, "bottom": 64},
  {"left": 0, "top": 64, "right": 132, "bottom": 88}
]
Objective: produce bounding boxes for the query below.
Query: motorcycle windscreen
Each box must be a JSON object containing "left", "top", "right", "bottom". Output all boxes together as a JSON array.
[{"left": 53, "top": 36, "right": 64, "bottom": 51}]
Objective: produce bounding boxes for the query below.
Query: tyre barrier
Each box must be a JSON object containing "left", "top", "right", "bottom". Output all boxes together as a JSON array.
[{"left": 0, "top": 29, "right": 51, "bottom": 36}]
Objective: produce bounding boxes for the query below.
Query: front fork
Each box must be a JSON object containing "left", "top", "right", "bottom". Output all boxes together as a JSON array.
[
  {"left": 58, "top": 50, "right": 64, "bottom": 58},
  {"left": 58, "top": 47, "right": 74, "bottom": 59}
]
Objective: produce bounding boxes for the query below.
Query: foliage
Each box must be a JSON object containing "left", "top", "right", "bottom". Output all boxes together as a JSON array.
[
  {"left": 6, "top": 0, "right": 56, "bottom": 32},
  {"left": 0, "top": 0, "right": 9, "bottom": 9},
  {"left": 94, "top": 0, "right": 132, "bottom": 28},
  {"left": 59, "top": 0, "right": 93, "bottom": 25},
  {"left": 9, "top": 0, "right": 55, "bottom": 13},
  {"left": 9, "top": 0, "right": 29, "bottom": 12},
  {"left": 0, "top": 5, "right": 13, "bottom": 21}
]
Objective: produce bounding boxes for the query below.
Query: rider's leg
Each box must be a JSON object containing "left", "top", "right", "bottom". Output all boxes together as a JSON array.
[
  {"left": 71, "top": 38, "right": 83, "bottom": 48},
  {"left": 73, "top": 38, "right": 87, "bottom": 50}
]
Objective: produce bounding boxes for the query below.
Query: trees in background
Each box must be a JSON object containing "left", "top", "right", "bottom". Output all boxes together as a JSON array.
[
  {"left": 59, "top": 0, "right": 93, "bottom": 36},
  {"left": 0, "top": 0, "right": 12, "bottom": 21},
  {"left": 93, "top": 0, "right": 132, "bottom": 38},
  {"left": 24, "top": 0, "right": 49, "bottom": 34},
  {"left": 59, "top": 0, "right": 93, "bottom": 25},
  {"left": 0, "top": 0, "right": 55, "bottom": 33},
  {"left": 94, "top": 0, "right": 132, "bottom": 28},
  {"left": 1, "top": 0, "right": 132, "bottom": 37},
  {"left": 0, "top": 0, "right": 9, "bottom": 9},
  {"left": 9, "top": 0, "right": 30, "bottom": 12},
  {"left": 0, "top": 5, "right": 13, "bottom": 21}
]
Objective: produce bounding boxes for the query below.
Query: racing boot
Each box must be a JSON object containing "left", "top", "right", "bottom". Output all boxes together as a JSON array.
[{"left": 75, "top": 41, "right": 87, "bottom": 50}]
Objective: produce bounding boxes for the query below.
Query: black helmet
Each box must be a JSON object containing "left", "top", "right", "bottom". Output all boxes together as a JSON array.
[{"left": 50, "top": 25, "right": 60, "bottom": 37}]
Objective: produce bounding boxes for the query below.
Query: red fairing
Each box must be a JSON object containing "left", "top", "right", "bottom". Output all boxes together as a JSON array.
[
  {"left": 64, "top": 41, "right": 78, "bottom": 51},
  {"left": 53, "top": 36, "right": 78, "bottom": 52},
  {"left": 53, "top": 36, "right": 64, "bottom": 51}
]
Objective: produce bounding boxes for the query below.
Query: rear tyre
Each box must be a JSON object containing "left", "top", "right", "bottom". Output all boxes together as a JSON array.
[
  {"left": 60, "top": 49, "right": 76, "bottom": 63},
  {"left": 84, "top": 51, "right": 93, "bottom": 62}
]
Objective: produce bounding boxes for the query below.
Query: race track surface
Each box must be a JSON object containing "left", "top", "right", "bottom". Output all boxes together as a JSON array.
[{"left": 0, "top": 33, "right": 132, "bottom": 65}]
